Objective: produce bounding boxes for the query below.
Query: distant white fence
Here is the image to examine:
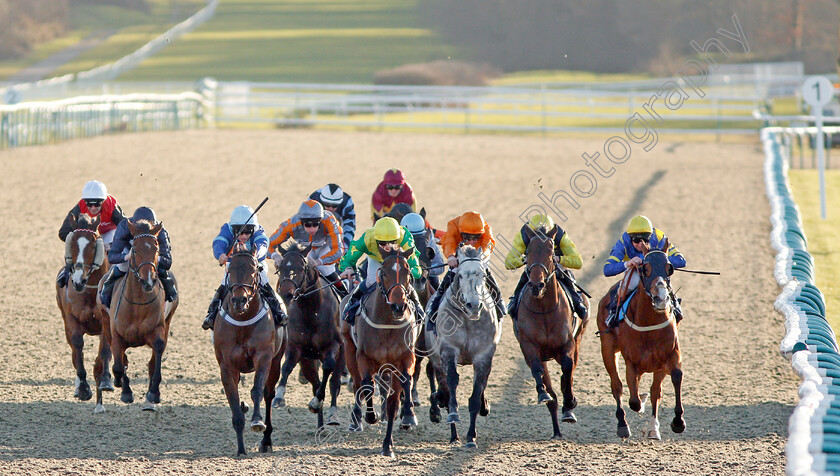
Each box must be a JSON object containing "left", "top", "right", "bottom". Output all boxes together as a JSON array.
[{"left": 0, "top": 92, "right": 207, "bottom": 150}]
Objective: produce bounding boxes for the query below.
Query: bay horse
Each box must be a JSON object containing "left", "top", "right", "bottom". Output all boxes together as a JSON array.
[
  {"left": 212, "top": 241, "right": 285, "bottom": 455},
  {"left": 340, "top": 247, "right": 420, "bottom": 457},
  {"left": 426, "top": 245, "right": 502, "bottom": 448},
  {"left": 596, "top": 245, "right": 685, "bottom": 440},
  {"left": 55, "top": 214, "right": 114, "bottom": 413},
  {"left": 513, "top": 225, "right": 588, "bottom": 439},
  {"left": 98, "top": 219, "right": 178, "bottom": 411},
  {"left": 271, "top": 239, "right": 344, "bottom": 430}
]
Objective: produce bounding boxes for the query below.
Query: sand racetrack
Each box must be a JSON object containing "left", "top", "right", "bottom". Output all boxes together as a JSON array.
[{"left": 1, "top": 130, "right": 798, "bottom": 475}]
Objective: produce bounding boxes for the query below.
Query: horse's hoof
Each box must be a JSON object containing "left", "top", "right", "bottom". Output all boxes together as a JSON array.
[
  {"left": 450, "top": 438, "right": 461, "bottom": 446},
  {"left": 121, "top": 392, "right": 134, "bottom": 404},
  {"left": 259, "top": 441, "right": 272, "bottom": 453},
  {"left": 147, "top": 392, "right": 161, "bottom": 405},
  {"left": 93, "top": 404, "right": 105, "bottom": 414},
  {"left": 430, "top": 407, "right": 441, "bottom": 423},
  {"left": 447, "top": 412, "right": 460, "bottom": 423},
  {"left": 562, "top": 410, "right": 577, "bottom": 423},
  {"left": 340, "top": 373, "right": 351, "bottom": 385},
  {"left": 142, "top": 401, "right": 156, "bottom": 412},
  {"left": 240, "top": 402, "right": 249, "bottom": 414},
  {"left": 272, "top": 396, "right": 286, "bottom": 408},
  {"left": 465, "top": 441, "right": 477, "bottom": 449},
  {"left": 413, "top": 399, "right": 422, "bottom": 407},
  {"left": 251, "top": 420, "right": 266, "bottom": 433},
  {"left": 538, "top": 392, "right": 553, "bottom": 404},
  {"left": 551, "top": 433, "right": 563, "bottom": 440},
  {"left": 99, "top": 379, "right": 115, "bottom": 392},
  {"left": 479, "top": 403, "right": 490, "bottom": 417},
  {"left": 648, "top": 429, "right": 661, "bottom": 440},
  {"left": 380, "top": 449, "right": 395, "bottom": 458},
  {"left": 671, "top": 418, "right": 686, "bottom": 434},
  {"left": 114, "top": 377, "right": 122, "bottom": 388},
  {"left": 348, "top": 421, "right": 363, "bottom": 432},
  {"left": 236, "top": 449, "right": 247, "bottom": 457},
  {"left": 617, "top": 425, "right": 631, "bottom": 439},
  {"left": 365, "top": 413, "right": 379, "bottom": 425},
  {"left": 401, "top": 414, "right": 418, "bottom": 429},
  {"left": 77, "top": 385, "right": 93, "bottom": 402},
  {"left": 326, "top": 415, "right": 340, "bottom": 426},
  {"left": 298, "top": 371, "right": 309, "bottom": 384},
  {"left": 308, "top": 397, "right": 323, "bottom": 413}
]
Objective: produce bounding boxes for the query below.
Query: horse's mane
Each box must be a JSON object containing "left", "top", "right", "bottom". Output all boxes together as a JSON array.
[
  {"left": 280, "top": 237, "right": 307, "bottom": 255},
  {"left": 231, "top": 240, "right": 248, "bottom": 254},
  {"left": 458, "top": 245, "right": 481, "bottom": 261},
  {"left": 132, "top": 219, "right": 154, "bottom": 233},
  {"left": 76, "top": 213, "right": 97, "bottom": 230}
]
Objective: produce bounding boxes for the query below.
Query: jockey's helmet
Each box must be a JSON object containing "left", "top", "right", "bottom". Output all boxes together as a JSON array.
[
  {"left": 627, "top": 215, "right": 653, "bottom": 234},
  {"left": 81, "top": 180, "right": 107, "bottom": 200},
  {"left": 318, "top": 184, "right": 344, "bottom": 206},
  {"left": 131, "top": 206, "right": 157, "bottom": 224},
  {"left": 460, "top": 211, "right": 485, "bottom": 235},
  {"left": 230, "top": 205, "right": 259, "bottom": 227},
  {"left": 383, "top": 168, "right": 406, "bottom": 186},
  {"left": 373, "top": 217, "right": 401, "bottom": 242},
  {"left": 400, "top": 213, "right": 426, "bottom": 235},
  {"left": 298, "top": 200, "right": 324, "bottom": 220},
  {"left": 526, "top": 213, "right": 554, "bottom": 232}
]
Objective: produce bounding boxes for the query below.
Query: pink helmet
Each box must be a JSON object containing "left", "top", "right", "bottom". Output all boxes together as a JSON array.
[{"left": 383, "top": 169, "right": 406, "bottom": 186}]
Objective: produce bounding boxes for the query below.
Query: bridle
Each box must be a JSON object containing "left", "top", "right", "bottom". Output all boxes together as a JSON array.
[
  {"left": 227, "top": 249, "right": 259, "bottom": 307},
  {"left": 123, "top": 233, "right": 161, "bottom": 306},
  {"left": 525, "top": 237, "right": 557, "bottom": 289},
  {"left": 71, "top": 227, "right": 101, "bottom": 285},
  {"left": 276, "top": 250, "right": 316, "bottom": 301},
  {"left": 377, "top": 253, "right": 412, "bottom": 308}
]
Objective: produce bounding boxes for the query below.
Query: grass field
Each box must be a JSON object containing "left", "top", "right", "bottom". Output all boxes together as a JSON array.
[{"left": 788, "top": 169, "right": 840, "bottom": 332}]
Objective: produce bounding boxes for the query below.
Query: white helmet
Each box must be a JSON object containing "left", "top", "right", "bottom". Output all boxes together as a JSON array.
[
  {"left": 229, "top": 205, "right": 258, "bottom": 227},
  {"left": 318, "top": 183, "right": 344, "bottom": 206},
  {"left": 81, "top": 180, "right": 108, "bottom": 200}
]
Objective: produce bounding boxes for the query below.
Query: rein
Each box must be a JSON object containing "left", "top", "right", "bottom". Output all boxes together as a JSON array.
[
  {"left": 275, "top": 250, "right": 317, "bottom": 301},
  {"left": 123, "top": 234, "right": 161, "bottom": 306},
  {"left": 226, "top": 250, "right": 259, "bottom": 308}
]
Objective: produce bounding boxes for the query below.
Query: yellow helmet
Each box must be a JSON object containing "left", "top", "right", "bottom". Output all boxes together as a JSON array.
[
  {"left": 627, "top": 215, "right": 653, "bottom": 234},
  {"left": 373, "top": 217, "right": 401, "bottom": 241},
  {"left": 527, "top": 213, "right": 554, "bottom": 231}
]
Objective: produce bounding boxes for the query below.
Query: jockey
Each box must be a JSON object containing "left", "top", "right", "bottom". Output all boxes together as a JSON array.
[
  {"left": 338, "top": 217, "right": 425, "bottom": 325},
  {"left": 310, "top": 183, "right": 356, "bottom": 251},
  {"left": 426, "top": 211, "right": 506, "bottom": 330},
  {"left": 504, "top": 213, "right": 587, "bottom": 320},
  {"left": 371, "top": 168, "right": 417, "bottom": 223},
  {"left": 603, "top": 215, "right": 686, "bottom": 329},
  {"left": 268, "top": 199, "right": 348, "bottom": 296},
  {"left": 57, "top": 180, "right": 125, "bottom": 288},
  {"left": 400, "top": 212, "right": 444, "bottom": 289},
  {"left": 201, "top": 205, "right": 288, "bottom": 331},
  {"left": 99, "top": 207, "right": 177, "bottom": 307}
]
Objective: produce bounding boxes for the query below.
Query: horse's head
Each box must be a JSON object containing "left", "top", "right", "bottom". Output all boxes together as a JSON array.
[
  {"left": 67, "top": 214, "right": 102, "bottom": 292},
  {"left": 640, "top": 249, "right": 674, "bottom": 313},
  {"left": 385, "top": 202, "right": 414, "bottom": 224},
  {"left": 451, "top": 245, "right": 488, "bottom": 319},
  {"left": 128, "top": 220, "right": 161, "bottom": 293},
  {"left": 275, "top": 239, "right": 314, "bottom": 302},
  {"left": 378, "top": 248, "right": 413, "bottom": 317},
  {"left": 227, "top": 241, "right": 259, "bottom": 314},
  {"left": 524, "top": 225, "right": 558, "bottom": 298}
]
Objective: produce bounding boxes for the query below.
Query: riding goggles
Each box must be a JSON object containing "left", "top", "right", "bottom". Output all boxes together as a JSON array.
[
  {"left": 85, "top": 199, "right": 104, "bottom": 208},
  {"left": 235, "top": 225, "right": 255, "bottom": 235},
  {"left": 630, "top": 233, "right": 651, "bottom": 244},
  {"left": 377, "top": 239, "right": 398, "bottom": 247},
  {"left": 461, "top": 233, "right": 482, "bottom": 242},
  {"left": 385, "top": 184, "right": 402, "bottom": 191},
  {"left": 301, "top": 219, "right": 321, "bottom": 228}
]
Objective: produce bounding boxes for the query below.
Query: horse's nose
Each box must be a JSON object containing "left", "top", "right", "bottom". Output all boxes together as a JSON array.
[
  {"left": 391, "top": 303, "right": 406, "bottom": 316},
  {"left": 464, "top": 301, "right": 475, "bottom": 311}
]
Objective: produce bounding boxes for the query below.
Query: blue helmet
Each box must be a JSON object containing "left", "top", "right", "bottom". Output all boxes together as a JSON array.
[
  {"left": 400, "top": 213, "right": 426, "bottom": 235},
  {"left": 131, "top": 206, "right": 157, "bottom": 224}
]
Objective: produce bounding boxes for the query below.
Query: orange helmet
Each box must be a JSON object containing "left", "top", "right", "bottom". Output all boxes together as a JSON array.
[{"left": 460, "top": 211, "right": 486, "bottom": 234}]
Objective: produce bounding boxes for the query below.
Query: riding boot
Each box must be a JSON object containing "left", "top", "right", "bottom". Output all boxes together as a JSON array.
[
  {"left": 202, "top": 284, "right": 226, "bottom": 330},
  {"left": 260, "top": 282, "right": 288, "bottom": 327},
  {"left": 99, "top": 268, "right": 125, "bottom": 308},
  {"left": 485, "top": 268, "right": 506, "bottom": 319},
  {"left": 557, "top": 271, "right": 588, "bottom": 320},
  {"left": 325, "top": 271, "right": 347, "bottom": 297},
  {"left": 670, "top": 289, "right": 684, "bottom": 323},
  {"left": 343, "top": 281, "right": 368, "bottom": 325},
  {"left": 57, "top": 262, "right": 72, "bottom": 288},
  {"left": 507, "top": 272, "right": 528, "bottom": 320},
  {"left": 605, "top": 287, "right": 620, "bottom": 329},
  {"left": 158, "top": 269, "right": 178, "bottom": 302},
  {"left": 426, "top": 270, "right": 454, "bottom": 334}
]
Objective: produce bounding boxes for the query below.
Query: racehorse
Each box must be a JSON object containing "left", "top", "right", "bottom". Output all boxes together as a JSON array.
[
  {"left": 271, "top": 239, "right": 344, "bottom": 429},
  {"left": 99, "top": 219, "right": 178, "bottom": 411},
  {"left": 212, "top": 241, "right": 285, "bottom": 455},
  {"left": 340, "top": 247, "right": 420, "bottom": 457},
  {"left": 596, "top": 244, "right": 685, "bottom": 440},
  {"left": 513, "top": 225, "right": 588, "bottom": 439},
  {"left": 426, "top": 245, "right": 502, "bottom": 448},
  {"left": 55, "top": 214, "right": 114, "bottom": 412}
]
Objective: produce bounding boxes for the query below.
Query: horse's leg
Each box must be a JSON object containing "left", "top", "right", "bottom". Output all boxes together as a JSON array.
[
  {"left": 427, "top": 360, "right": 441, "bottom": 423},
  {"left": 299, "top": 358, "right": 324, "bottom": 428},
  {"left": 143, "top": 332, "right": 167, "bottom": 410},
  {"left": 97, "top": 310, "right": 114, "bottom": 392},
  {"left": 324, "top": 346, "right": 344, "bottom": 426},
  {"left": 111, "top": 334, "right": 133, "bottom": 404},
  {"left": 220, "top": 365, "right": 247, "bottom": 456},
  {"left": 525, "top": 349, "right": 551, "bottom": 404},
  {"left": 273, "top": 346, "right": 301, "bottom": 408},
  {"left": 65, "top": 324, "right": 92, "bottom": 402},
  {"left": 465, "top": 358, "right": 492, "bottom": 448},
  {"left": 670, "top": 365, "right": 686, "bottom": 434},
  {"left": 559, "top": 351, "right": 578, "bottom": 423},
  {"left": 381, "top": 377, "right": 401, "bottom": 458},
  {"left": 600, "top": 335, "right": 628, "bottom": 438},
  {"left": 342, "top": 327, "right": 364, "bottom": 431},
  {"left": 647, "top": 369, "right": 666, "bottom": 440},
  {"left": 360, "top": 375, "right": 379, "bottom": 425},
  {"left": 412, "top": 352, "right": 423, "bottom": 407},
  {"left": 626, "top": 361, "right": 643, "bottom": 413},
  {"left": 441, "top": 348, "right": 461, "bottom": 444},
  {"left": 400, "top": 370, "right": 417, "bottom": 429},
  {"left": 261, "top": 351, "right": 282, "bottom": 453},
  {"left": 309, "top": 349, "right": 336, "bottom": 417},
  {"left": 541, "top": 362, "right": 563, "bottom": 440},
  {"left": 249, "top": 353, "right": 271, "bottom": 433}
]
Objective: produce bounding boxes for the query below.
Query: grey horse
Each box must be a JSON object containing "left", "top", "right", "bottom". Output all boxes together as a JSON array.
[{"left": 426, "top": 245, "right": 502, "bottom": 448}]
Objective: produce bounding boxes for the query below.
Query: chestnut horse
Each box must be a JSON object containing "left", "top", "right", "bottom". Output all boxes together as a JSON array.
[
  {"left": 272, "top": 239, "right": 344, "bottom": 430},
  {"left": 55, "top": 214, "right": 114, "bottom": 412},
  {"left": 98, "top": 220, "right": 178, "bottom": 411},
  {"left": 212, "top": 241, "right": 285, "bottom": 456},
  {"left": 596, "top": 246, "right": 685, "bottom": 440},
  {"left": 513, "top": 226, "right": 588, "bottom": 439},
  {"left": 340, "top": 248, "right": 420, "bottom": 457}
]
